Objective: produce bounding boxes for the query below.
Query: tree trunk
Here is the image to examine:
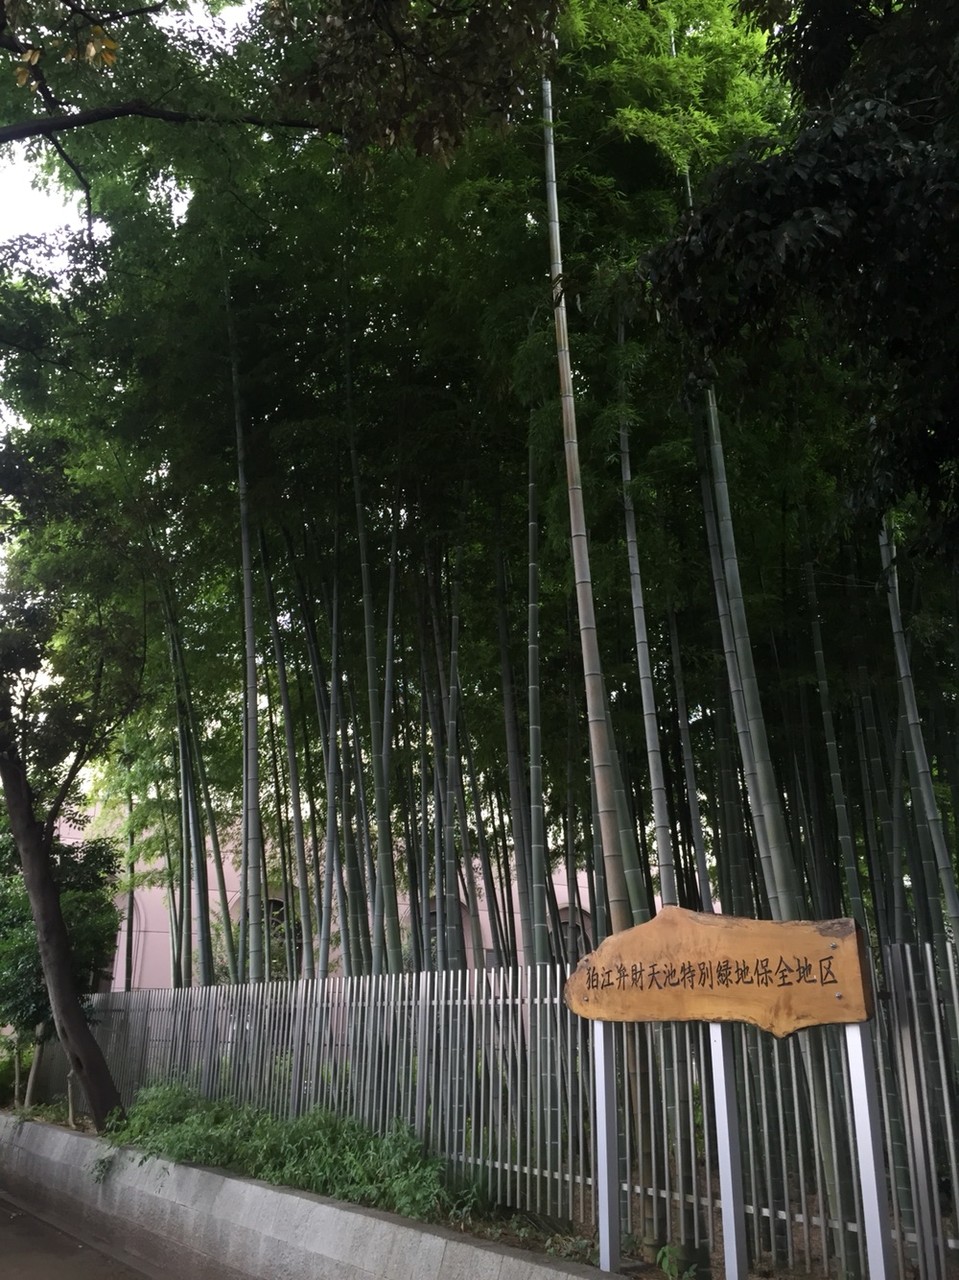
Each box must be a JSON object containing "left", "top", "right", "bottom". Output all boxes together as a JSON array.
[{"left": 0, "top": 753, "right": 123, "bottom": 1131}]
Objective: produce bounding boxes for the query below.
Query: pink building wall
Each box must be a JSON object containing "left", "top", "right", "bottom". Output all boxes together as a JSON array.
[{"left": 110, "top": 857, "right": 593, "bottom": 990}]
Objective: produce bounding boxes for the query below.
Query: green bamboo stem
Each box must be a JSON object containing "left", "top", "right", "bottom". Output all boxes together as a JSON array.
[
  {"left": 667, "top": 610, "right": 713, "bottom": 910},
  {"left": 224, "top": 276, "right": 263, "bottom": 983},
  {"left": 880, "top": 518, "right": 959, "bottom": 937},
  {"left": 543, "top": 75, "right": 631, "bottom": 934},
  {"left": 805, "top": 561, "right": 866, "bottom": 927},
  {"left": 261, "top": 532, "right": 315, "bottom": 977},
  {"left": 528, "top": 444, "right": 549, "bottom": 963},
  {"left": 618, "top": 319, "right": 677, "bottom": 907},
  {"left": 702, "top": 393, "right": 800, "bottom": 918}
]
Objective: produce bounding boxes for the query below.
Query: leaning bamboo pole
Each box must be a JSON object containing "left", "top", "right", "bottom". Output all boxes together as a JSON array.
[
  {"left": 543, "top": 76, "right": 632, "bottom": 934},
  {"left": 704, "top": 388, "right": 801, "bottom": 920},
  {"left": 617, "top": 318, "right": 677, "bottom": 907},
  {"left": 880, "top": 518, "right": 959, "bottom": 939}
]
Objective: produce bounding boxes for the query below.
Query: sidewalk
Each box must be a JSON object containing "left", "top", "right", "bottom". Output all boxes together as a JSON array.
[{"left": 0, "top": 1192, "right": 150, "bottom": 1279}]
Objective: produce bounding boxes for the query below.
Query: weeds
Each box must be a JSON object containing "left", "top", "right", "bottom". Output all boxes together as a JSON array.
[
  {"left": 15, "top": 1098, "right": 70, "bottom": 1126},
  {"left": 472, "top": 1212, "right": 598, "bottom": 1266},
  {"left": 657, "top": 1242, "right": 698, "bottom": 1280}
]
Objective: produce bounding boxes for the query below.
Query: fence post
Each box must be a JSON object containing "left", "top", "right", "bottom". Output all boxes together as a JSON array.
[
  {"left": 415, "top": 970, "right": 430, "bottom": 1143},
  {"left": 887, "top": 944, "right": 942, "bottom": 1279}
]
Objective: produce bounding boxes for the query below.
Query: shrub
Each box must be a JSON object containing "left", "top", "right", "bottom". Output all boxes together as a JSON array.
[{"left": 107, "top": 1083, "right": 465, "bottom": 1222}]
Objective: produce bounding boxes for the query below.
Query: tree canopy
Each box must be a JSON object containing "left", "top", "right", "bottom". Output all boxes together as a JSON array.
[
  {"left": 650, "top": 0, "right": 959, "bottom": 551},
  {"left": 0, "top": 832, "right": 119, "bottom": 1039},
  {"left": 1, "top": 0, "right": 957, "bottom": 1037}
]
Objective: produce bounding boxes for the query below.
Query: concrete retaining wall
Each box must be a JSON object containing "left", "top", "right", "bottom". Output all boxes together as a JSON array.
[{"left": 0, "top": 1116, "right": 604, "bottom": 1280}]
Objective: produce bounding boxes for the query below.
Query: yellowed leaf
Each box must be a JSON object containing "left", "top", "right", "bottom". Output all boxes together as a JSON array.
[
  {"left": 85, "top": 41, "right": 96, "bottom": 59},
  {"left": 29, "top": 48, "right": 40, "bottom": 64},
  {"left": 101, "top": 48, "right": 116, "bottom": 64},
  {"left": 15, "top": 65, "right": 29, "bottom": 85}
]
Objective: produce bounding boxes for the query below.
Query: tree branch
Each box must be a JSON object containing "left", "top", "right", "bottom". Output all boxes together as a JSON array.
[
  {"left": 46, "top": 135, "right": 93, "bottom": 235},
  {"left": 0, "top": 100, "right": 321, "bottom": 145},
  {"left": 94, "top": 3, "right": 167, "bottom": 21},
  {"left": 0, "top": 31, "right": 65, "bottom": 113},
  {"left": 58, "top": 0, "right": 167, "bottom": 26},
  {"left": 41, "top": 652, "right": 105, "bottom": 855}
]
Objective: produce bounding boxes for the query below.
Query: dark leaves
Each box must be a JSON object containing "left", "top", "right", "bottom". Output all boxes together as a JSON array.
[
  {"left": 649, "top": 0, "right": 959, "bottom": 552},
  {"left": 738, "top": 0, "right": 892, "bottom": 105},
  {"left": 264, "top": 0, "right": 559, "bottom": 157}
]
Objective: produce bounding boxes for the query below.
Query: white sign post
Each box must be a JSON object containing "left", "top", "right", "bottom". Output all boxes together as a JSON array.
[
  {"left": 569, "top": 908, "right": 891, "bottom": 1278},
  {"left": 845, "top": 1022, "right": 894, "bottom": 1279},
  {"left": 593, "top": 1020, "right": 621, "bottom": 1273},
  {"left": 710, "top": 1021, "right": 748, "bottom": 1280}
]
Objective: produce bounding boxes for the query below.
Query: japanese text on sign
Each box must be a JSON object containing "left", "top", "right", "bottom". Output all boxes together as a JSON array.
[{"left": 583, "top": 952, "right": 839, "bottom": 994}]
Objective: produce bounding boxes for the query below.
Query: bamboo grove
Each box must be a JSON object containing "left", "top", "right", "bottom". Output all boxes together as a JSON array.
[{"left": 2, "top": 0, "right": 958, "bottom": 994}]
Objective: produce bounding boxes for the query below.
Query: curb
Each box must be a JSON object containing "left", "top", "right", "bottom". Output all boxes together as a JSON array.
[{"left": 0, "top": 1115, "right": 605, "bottom": 1280}]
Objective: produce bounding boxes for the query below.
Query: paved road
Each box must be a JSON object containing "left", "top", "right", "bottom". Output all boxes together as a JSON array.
[{"left": 0, "top": 1193, "right": 151, "bottom": 1279}]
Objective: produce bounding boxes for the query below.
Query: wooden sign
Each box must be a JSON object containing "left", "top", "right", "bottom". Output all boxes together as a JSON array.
[{"left": 564, "top": 906, "right": 873, "bottom": 1038}]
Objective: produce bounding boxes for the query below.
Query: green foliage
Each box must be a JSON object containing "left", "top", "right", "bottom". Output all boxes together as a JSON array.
[
  {"left": 0, "top": 0, "right": 785, "bottom": 975},
  {"left": 657, "top": 1243, "right": 698, "bottom": 1280},
  {"left": 0, "top": 833, "right": 120, "bottom": 1037},
  {"left": 649, "top": 0, "right": 959, "bottom": 555},
  {"left": 738, "top": 0, "right": 892, "bottom": 106},
  {"left": 107, "top": 1083, "right": 473, "bottom": 1222},
  {"left": 571, "top": 0, "right": 783, "bottom": 181},
  {"left": 3, "top": 0, "right": 952, "bottom": 976},
  {"left": 16, "top": 1097, "right": 72, "bottom": 1126},
  {"left": 0, "top": 1036, "right": 29, "bottom": 1105}
]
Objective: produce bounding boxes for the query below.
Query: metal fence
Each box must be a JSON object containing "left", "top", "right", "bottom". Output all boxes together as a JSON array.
[{"left": 38, "top": 944, "right": 959, "bottom": 1279}]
